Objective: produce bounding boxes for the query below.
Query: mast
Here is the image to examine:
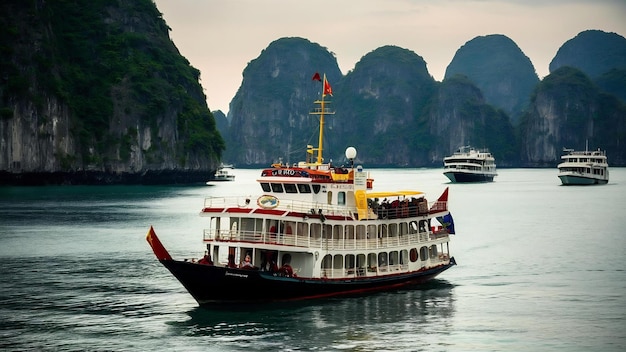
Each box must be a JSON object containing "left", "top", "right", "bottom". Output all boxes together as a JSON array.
[{"left": 309, "top": 74, "right": 335, "bottom": 165}]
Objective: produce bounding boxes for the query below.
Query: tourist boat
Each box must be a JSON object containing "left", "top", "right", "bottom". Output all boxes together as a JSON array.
[
  {"left": 147, "top": 74, "right": 456, "bottom": 305},
  {"left": 207, "top": 164, "right": 235, "bottom": 183},
  {"left": 557, "top": 147, "right": 609, "bottom": 185},
  {"left": 443, "top": 146, "right": 497, "bottom": 183}
]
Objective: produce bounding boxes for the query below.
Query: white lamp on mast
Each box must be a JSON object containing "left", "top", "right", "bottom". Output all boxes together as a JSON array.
[{"left": 345, "top": 147, "right": 357, "bottom": 168}]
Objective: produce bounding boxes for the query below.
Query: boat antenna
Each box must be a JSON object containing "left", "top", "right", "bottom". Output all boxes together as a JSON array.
[{"left": 309, "top": 73, "right": 335, "bottom": 165}]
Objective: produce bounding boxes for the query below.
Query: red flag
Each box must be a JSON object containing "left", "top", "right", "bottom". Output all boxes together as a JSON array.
[
  {"left": 323, "top": 77, "right": 333, "bottom": 96},
  {"left": 312, "top": 72, "right": 321, "bottom": 81},
  {"left": 429, "top": 187, "right": 449, "bottom": 214}
]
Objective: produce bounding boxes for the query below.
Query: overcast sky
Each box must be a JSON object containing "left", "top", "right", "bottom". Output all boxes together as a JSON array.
[{"left": 153, "top": 0, "right": 626, "bottom": 114}]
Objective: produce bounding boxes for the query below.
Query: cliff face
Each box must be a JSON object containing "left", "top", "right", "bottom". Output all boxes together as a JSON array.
[
  {"left": 520, "top": 67, "right": 626, "bottom": 166},
  {"left": 444, "top": 34, "right": 539, "bottom": 125},
  {"left": 549, "top": 30, "right": 626, "bottom": 105},
  {"left": 333, "top": 45, "right": 437, "bottom": 166},
  {"left": 224, "top": 37, "right": 342, "bottom": 166},
  {"left": 226, "top": 39, "right": 518, "bottom": 167},
  {"left": 549, "top": 30, "right": 626, "bottom": 78},
  {"left": 426, "top": 75, "right": 517, "bottom": 166},
  {"left": 225, "top": 32, "right": 625, "bottom": 168},
  {"left": 0, "top": 0, "right": 224, "bottom": 184}
]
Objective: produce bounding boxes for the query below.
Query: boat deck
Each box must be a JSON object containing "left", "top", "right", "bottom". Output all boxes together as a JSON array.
[{"left": 203, "top": 227, "right": 450, "bottom": 250}]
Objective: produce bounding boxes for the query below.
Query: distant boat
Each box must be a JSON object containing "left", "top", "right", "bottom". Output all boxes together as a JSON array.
[
  {"left": 557, "top": 147, "right": 609, "bottom": 185},
  {"left": 443, "top": 146, "right": 497, "bottom": 183},
  {"left": 147, "top": 73, "right": 456, "bottom": 305},
  {"left": 206, "top": 165, "right": 235, "bottom": 183}
]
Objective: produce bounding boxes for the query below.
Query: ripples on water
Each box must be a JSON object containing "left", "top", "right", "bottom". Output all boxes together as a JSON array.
[
  {"left": 0, "top": 252, "right": 456, "bottom": 351},
  {"left": 1, "top": 169, "right": 625, "bottom": 351}
]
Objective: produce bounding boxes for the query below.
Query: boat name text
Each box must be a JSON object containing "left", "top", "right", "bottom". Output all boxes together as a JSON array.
[{"left": 225, "top": 272, "right": 249, "bottom": 279}]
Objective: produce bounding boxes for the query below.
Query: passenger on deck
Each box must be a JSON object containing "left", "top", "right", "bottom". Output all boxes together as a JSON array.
[
  {"left": 261, "top": 251, "right": 278, "bottom": 272},
  {"left": 240, "top": 253, "right": 254, "bottom": 269},
  {"left": 278, "top": 253, "right": 296, "bottom": 277},
  {"left": 198, "top": 252, "right": 213, "bottom": 265}
]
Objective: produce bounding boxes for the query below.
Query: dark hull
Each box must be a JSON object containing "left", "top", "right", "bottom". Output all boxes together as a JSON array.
[
  {"left": 160, "top": 259, "right": 456, "bottom": 305},
  {"left": 444, "top": 171, "right": 495, "bottom": 183}
]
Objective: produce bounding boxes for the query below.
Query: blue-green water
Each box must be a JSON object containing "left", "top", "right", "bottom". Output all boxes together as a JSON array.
[{"left": 1, "top": 168, "right": 625, "bottom": 351}]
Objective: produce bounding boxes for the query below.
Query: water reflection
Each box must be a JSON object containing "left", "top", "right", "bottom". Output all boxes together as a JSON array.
[{"left": 178, "top": 281, "right": 456, "bottom": 350}]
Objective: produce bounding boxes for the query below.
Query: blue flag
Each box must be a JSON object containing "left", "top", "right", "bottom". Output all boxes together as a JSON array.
[{"left": 437, "top": 213, "right": 455, "bottom": 234}]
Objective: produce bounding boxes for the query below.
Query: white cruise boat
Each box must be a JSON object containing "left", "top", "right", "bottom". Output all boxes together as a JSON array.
[
  {"left": 557, "top": 147, "right": 609, "bottom": 185},
  {"left": 443, "top": 146, "right": 497, "bottom": 183},
  {"left": 146, "top": 74, "right": 457, "bottom": 305},
  {"left": 207, "top": 165, "right": 235, "bottom": 183}
]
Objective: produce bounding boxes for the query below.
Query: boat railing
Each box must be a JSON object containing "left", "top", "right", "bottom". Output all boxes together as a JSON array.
[
  {"left": 203, "top": 196, "right": 356, "bottom": 218},
  {"left": 204, "top": 227, "right": 448, "bottom": 250},
  {"left": 203, "top": 196, "right": 442, "bottom": 221},
  {"left": 565, "top": 150, "right": 606, "bottom": 156}
]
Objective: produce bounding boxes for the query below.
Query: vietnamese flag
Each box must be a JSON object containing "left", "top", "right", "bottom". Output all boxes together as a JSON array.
[{"left": 323, "top": 77, "right": 333, "bottom": 96}]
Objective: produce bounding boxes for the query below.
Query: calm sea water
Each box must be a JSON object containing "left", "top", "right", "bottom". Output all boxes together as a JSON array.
[{"left": 1, "top": 168, "right": 625, "bottom": 351}]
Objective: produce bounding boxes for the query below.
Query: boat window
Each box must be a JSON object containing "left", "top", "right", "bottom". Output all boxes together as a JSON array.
[
  {"left": 400, "top": 250, "right": 408, "bottom": 265},
  {"left": 284, "top": 183, "right": 298, "bottom": 193},
  {"left": 345, "top": 254, "right": 355, "bottom": 269},
  {"left": 297, "top": 184, "right": 311, "bottom": 193},
  {"left": 378, "top": 252, "right": 388, "bottom": 267},
  {"left": 368, "top": 253, "right": 377, "bottom": 269},
  {"left": 310, "top": 223, "right": 321, "bottom": 240},
  {"left": 321, "top": 254, "right": 332, "bottom": 269},
  {"left": 357, "top": 254, "right": 366, "bottom": 269},
  {"left": 389, "top": 251, "right": 398, "bottom": 265},
  {"left": 323, "top": 224, "right": 333, "bottom": 239},
  {"left": 338, "top": 191, "right": 346, "bottom": 205},
  {"left": 345, "top": 225, "right": 355, "bottom": 240},
  {"left": 356, "top": 225, "right": 366, "bottom": 240},
  {"left": 240, "top": 218, "right": 256, "bottom": 235},
  {"left": 271, "top": 183, "right": 283, "bottom": 193},
  {"left": 367, "top": 225, "right": 376, "bottom": 239},
  {"left": 378, "top": 224, "right": 387, "bottom": 238},
  {"left": 410, "top": 221, "right": 418, "bottom": 233},
  {"left": 260, "top": 182, "right": 271, "bottom": 192},
  {"left": 388, "top": 223, "right": 398, "bottom": 237},
  {"left": 297, "top": 222, "right": 309, "bottom": 237},
  {"left": 333, "top": 225, "right": 342, "bottom": 240},
  {"left": 400, "top": 222, "right": 408, "bottom": 236},
  {"left": 429, "top": 245, "right": 438, "bottom": 259},
  {"left": 312, "top": 184, "right": 321, "bottom": 194},
  {"left": 255, "top": 219, "right": 264, "bottom": 233},
  {"left": 284, "top": 222, "right": 294, "bottom": 235},
  {"left": 420, "top": 246, "right": 428, "bottom": 261},
  {"left": 410, "top": 248, "right": 418, "bottom": 262},
  {"left": 327, "top": 191, "right": 333, "bottom": 205},
  {"left": 333, "top": 254, "right": 343, "bottom": 269}
]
